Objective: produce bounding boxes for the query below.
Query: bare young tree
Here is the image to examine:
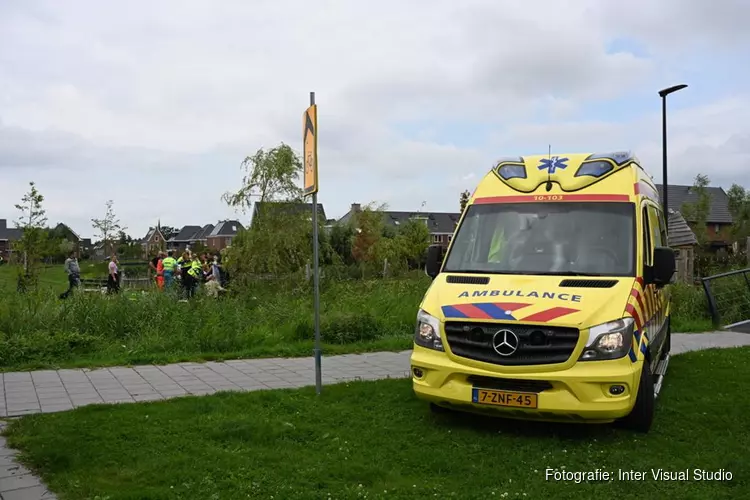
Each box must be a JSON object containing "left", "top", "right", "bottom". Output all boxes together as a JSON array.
[
  {"left": 14, "top": 181, "right": 48, "bottom": 274},
  {"left": 91, "top": 200, "right": 125, "bottom": 256}
]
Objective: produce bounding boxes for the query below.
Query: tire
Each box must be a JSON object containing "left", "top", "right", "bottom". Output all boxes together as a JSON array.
[{"left": 616, "top": 360, "right": 655, "bottom": 433}]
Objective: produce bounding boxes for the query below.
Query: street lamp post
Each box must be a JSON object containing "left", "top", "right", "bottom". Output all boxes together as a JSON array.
[{"left": 658, "top": 84, "right": 688, "bottom": 233}]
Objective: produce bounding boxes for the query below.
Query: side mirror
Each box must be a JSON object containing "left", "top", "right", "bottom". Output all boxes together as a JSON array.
[
  {"left": 651, "top": 246, "right": 676, "bottom": 287},
  {"left": 425, "top": 245, "right": 442, "bottom": 279}
]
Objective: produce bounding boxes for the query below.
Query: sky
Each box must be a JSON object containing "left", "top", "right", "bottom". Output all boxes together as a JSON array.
[{"left": 1, "top": 0, "right": 749, "bottom": 240}]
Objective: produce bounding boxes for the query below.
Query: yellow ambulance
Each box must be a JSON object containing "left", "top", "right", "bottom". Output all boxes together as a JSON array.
[{"left": 411, "top": 152, "right": 675, "bottom": 432}]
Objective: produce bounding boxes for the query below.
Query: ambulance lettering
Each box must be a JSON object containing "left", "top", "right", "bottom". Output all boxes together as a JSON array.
[{"left": 458, "top": 290, "right": 582, "bottom": 302}]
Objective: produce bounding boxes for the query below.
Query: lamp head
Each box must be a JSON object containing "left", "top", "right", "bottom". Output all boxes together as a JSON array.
[{"left": 659, "top": 84, "right": 688, "bottom": 97}]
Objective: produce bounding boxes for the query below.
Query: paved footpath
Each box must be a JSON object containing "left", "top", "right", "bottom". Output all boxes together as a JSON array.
[{"left": 1, "top": 332, "right": 749, "bottom": 499}]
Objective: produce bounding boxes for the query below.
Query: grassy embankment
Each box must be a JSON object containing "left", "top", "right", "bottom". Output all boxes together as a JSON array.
[
  {"left": 0, "top": 263, "right": 732, "bottom": 371},
  {"left": 0, "top": 264, "right": 425, "bottom": 371},
  {"left": 3, "top": 347, "right": 748, "bottom": 499}
]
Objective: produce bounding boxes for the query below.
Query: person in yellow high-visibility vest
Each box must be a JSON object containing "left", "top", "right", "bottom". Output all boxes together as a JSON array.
[
  {"left": 186, "top": 254, "right": 203, "bottom": 298},
  {"left": 161, "top": 251, "right": 178, "bottom": 289},
  {"left": 487, "top": 226, "right": 506, "bottom": 263}
]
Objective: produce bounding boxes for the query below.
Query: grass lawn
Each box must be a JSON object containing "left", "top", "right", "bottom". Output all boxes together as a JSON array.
[{"left": 3, "top": 347, "right": 748, "bottom": 499}]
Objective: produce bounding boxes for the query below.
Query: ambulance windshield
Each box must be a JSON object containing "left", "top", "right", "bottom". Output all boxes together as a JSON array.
[{"left": 443, "top": 202, "right": 636, "bottom": 276}]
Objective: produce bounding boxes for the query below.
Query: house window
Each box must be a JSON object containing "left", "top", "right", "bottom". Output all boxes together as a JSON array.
[
  {"left": 447, "top": 235, "right": 452, "bottom": 242},
  {"left": 432, "top": 234, "right": 441, "bottom": 243},
  {"left": 714, "top": 224, "right": 720, "bottom": 234},
  {"left": 232, "top": 225, "right": 237, "bottom": 231}
]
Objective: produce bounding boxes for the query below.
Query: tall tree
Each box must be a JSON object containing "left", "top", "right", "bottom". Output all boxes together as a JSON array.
[
  {"left": 459, "top": 190, "right": 471, "bottom": 214},
  {"left": 727, "top": 183, "right": 750, "bottom": 242},
  {"left": 221, "top": 143, "right": 328, "bottom": 280},
  {"left": 92, "top": 200, "right": 125, "bottom": 256},
  {"left": 222, "top": 143, "right": 303, "bottom": 214},
  {"left": 13, "top": 181, "right": 48, "bottom": 276},
  {"left": 681, "top": 174, "right": 711, "bottom": 246},
  {"left": 330, "top": 222, "right": 356, "bottom": 266},
  {"left": 351, "top": 203, "right": 388, "bottom": 265},
  {"left": 393, "top": 218, "right": 431, "bottom": 268},
  {"left": 727, "top": 184, "right": 747, "bottom": 219}
]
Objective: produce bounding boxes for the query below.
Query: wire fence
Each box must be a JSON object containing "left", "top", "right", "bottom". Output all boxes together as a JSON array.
[{"left": 702, "top": 268, "right": 750, "bottom": 329}]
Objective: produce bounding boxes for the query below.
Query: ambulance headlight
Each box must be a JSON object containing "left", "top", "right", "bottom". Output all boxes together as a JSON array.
[
  {"left": 579, "top": 317, "right": 634, "bottom": 361},
  {"left": 414, "top": 309, "right": 444, "bottom": 351}
]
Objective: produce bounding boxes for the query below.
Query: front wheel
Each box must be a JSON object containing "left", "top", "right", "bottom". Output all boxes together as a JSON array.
[{"left": 616, "top": 360, "right": 655, "bottom": 433}]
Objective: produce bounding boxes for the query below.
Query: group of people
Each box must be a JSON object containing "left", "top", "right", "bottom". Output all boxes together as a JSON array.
[
  {"left": 58, "top": 249, "right": 229, "bottom": 300},
  {"left": 149, "top": 249, "right": 229, "bottom": 298}
]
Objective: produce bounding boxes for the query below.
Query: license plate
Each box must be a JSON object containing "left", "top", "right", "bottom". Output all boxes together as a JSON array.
[{"left": 472, "top": 388, "right": 538, "bottom": 408}]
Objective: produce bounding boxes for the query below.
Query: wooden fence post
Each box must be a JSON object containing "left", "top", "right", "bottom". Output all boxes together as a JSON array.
[{"left": 306, "top": 261, "right": 311, "bottom": 281}]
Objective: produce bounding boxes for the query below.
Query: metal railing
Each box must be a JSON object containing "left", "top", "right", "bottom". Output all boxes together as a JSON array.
[{"left": 702, "top": 268, "right": 750, "bottom": 330}]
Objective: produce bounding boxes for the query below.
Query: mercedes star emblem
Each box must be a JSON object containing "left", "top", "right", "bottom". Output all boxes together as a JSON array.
[{"left": 492, "top": 329, "right": 519, "bottom": 356}]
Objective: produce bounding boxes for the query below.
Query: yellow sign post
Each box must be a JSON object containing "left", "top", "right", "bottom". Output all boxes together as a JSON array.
[
  {"left": 303, "top": 103, "right": 318, "bottom": 195},
  {"left": 305, "top": 92, "right": 322, "bottom": 395}
]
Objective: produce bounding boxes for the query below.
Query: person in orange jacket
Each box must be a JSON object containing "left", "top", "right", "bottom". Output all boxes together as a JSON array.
[{"left": 155, "top": 251, "right": 166, "bottom": 290}]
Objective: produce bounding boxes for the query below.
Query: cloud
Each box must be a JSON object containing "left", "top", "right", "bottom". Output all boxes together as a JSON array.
[
  {"left": 0, "top": 1, "right": 748, "bottom": 238},
  {"left": 488, "top": 95, "right": 750, "bottom": 185}
]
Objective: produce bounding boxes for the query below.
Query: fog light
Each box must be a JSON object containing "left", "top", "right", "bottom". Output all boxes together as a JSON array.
[
  {"left": 412, "top": 367, "right": 424, "bottom": 378},
  {"left": 609, "top": 385, "right": 625, "bottom": 395}
]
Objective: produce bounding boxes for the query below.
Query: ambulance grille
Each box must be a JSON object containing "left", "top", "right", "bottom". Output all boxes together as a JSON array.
[
  {"left": 446, "top": 275, "right": 490, "bottom": 285},
  {"left": 444, "top": 322, "right": 579, "bottom": 366},
  {"left": 559, "top": 279, "right": 618, "bottom": 288}
]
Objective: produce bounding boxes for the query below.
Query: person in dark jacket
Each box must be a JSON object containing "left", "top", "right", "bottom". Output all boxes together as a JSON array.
[{"left": 60, "top": 250, "right": 81, "bottom": 299}]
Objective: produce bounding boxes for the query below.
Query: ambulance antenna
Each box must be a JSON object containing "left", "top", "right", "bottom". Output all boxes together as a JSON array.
[{"left": 545, "top": 144, "right": 553, "bottom": 191}]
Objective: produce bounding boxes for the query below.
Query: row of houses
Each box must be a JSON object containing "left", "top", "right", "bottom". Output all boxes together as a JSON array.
[
  {"left": 0, "top": 219, "right": 93, "bottom": 260},
  {"left": 140, "top": 220, "right": 245, "bottom": 257},
  {"left": 0, "top": 217, "right": 245, "bottom": 260},
  {"left": 258, "top": 184, "right": 734, "bottom": 251},
  {"left": 0, "top": 184, "right": 739, "bottom": 261}
]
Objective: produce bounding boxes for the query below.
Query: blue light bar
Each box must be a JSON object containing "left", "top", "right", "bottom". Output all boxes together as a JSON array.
[{"left": 575, "top": 160, "right": 613, "bottom": 178}]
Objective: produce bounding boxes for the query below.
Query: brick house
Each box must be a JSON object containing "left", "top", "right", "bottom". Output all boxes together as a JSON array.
[
  {"left": 167, "top": 224, "right": 214, "bottom": 253},
  {"left": 52, "top": 223, "right": 82, "bottom": 253},
  {"left": 206, "top": 220, "right": 245, "bottom": 251},
  {"left": 0, "top": 219, "right": 23, "bottom": 261},
  {"left": 140, "top": 225, "right": 167, "bottom": 258},
  {"left": 656, "top": 184, "right": 733, "bottom": 249}
]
